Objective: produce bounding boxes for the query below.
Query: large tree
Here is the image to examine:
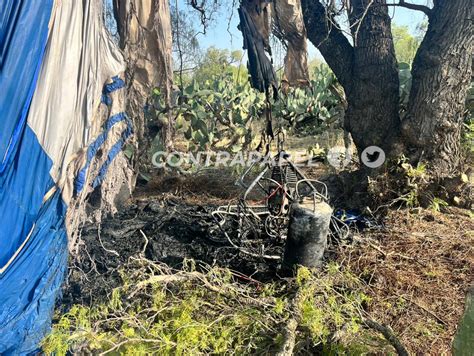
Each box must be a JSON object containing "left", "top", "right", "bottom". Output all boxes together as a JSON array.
[
  {"left": 402, "top": 0, "right": 473, "bottom": 175},
  {"left": 301, "top": 0, "right": 473, "bottom": 178}
]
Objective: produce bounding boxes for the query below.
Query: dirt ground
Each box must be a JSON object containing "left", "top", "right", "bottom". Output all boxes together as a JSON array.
[{"left": 63, "top": 169, "right": 473, "bottom": 354}]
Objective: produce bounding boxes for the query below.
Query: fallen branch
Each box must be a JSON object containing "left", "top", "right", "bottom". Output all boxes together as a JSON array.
[
  {"left": 139, "top": 229, "right": 149, "bottom": 256},
  {"left": 276, "top": 286, "right": 306, "bottom": 356},
  {"left": 363, "top": 319, "right": 409, "bottom": 356},
  {"left": 405, "top": 297, "right": 448, "bottom": 326},
  {"left": 98, "top": 226, "right": 119, "bottom": 257},
  {"left": 127, "top": 261, "right": 276, "bottom": 308},
  {"left": 275, "top": 318, "right": 298, "bottom": 356}
]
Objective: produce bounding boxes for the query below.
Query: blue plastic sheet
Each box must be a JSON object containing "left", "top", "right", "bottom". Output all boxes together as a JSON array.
[
  {"left": 0, "top": 1, "right": 67, "bottom": 354},
  {"left": 0, "top": 2, "right": 130, "bottom": 353},
  {"left": 0, "top": 0, "right": 53, "bottom": 175},
  {"left": 334, "top": 209, "right": 382, "bottom": 230}
]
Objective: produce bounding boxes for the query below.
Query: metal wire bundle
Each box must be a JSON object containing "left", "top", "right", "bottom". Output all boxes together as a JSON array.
[{"left": 210, "top": 152, "right": 351, "bottom": 260}]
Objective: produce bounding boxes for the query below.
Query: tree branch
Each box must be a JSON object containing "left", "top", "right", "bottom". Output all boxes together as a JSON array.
[
  {"left": 363, "top": 319, "right": 409, "bottom": 356},
  {"left": 301, "top": 0, "right": 354, "bottom": 92},
  {"left": 385, "top": 1, "right": 432, "bottom": 17},
  {"left": 275, "top": 318, "right": 298, "bottom": 356},
  {"left": 188, "top": 0, "right": 209, "bottom": 32}
]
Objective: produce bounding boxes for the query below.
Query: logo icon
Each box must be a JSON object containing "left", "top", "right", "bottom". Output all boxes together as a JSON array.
[
  {"left": 361, "top": 146, "right": 385, "bottom": 168},
  {"left": 327, "top": 146, "right": 352, "bottom": 169}
]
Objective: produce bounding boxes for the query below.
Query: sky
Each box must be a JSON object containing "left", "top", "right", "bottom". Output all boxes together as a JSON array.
[{"left": 178, "top": 0, "right": 429, "bottom": 61}]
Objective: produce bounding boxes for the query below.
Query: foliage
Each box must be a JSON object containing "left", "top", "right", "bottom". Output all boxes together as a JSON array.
[
  {"left": 295, "top": 264, "right": 369, "bottom": 344},
  {"left": 428, "top": 197, "right": 449, "bottom": 213},
  {"left": 274, "top": 64, "right": 344, "bottom": 135},
  {"left": 370, "top": 152, "right": 472, "bottom": 212},
  {"left": 152, "top": 64, "right": 342, "bottom": 157},
  {"left": 160, "top": 73, "right": 264, "bottom": 152},
  {"left": 396, "top": 158, "right": 428, "bottom": 208},
  {"left": 392, "top": 24, "right": 421, "bottom": 65},
  {"left": 170, "top": 0, "right": 228, "bottom": 80},
  {"left": 171, "top": 5, "right": 202, "bottom": 78},
  {"left": 307, "top": 58, "right": 325, "bottom": 79},
  {"left": 42, "top": 259, "right": 377, "bottom": 355},
  {"left": 467, "top": 82, "right": 474, "bottom": 118},
  {"left": 193, "top": 47, "right": 247, "bottom": 85},
  {"left": 463, "top": 83, "right": 474, "bottom": 153},
  {"left": 392, "top": 23, "right": 425, "bottom": 108},
  {"left": 398, "top": 62, "right": 412, "bottom": 107},
  {"left": 463, "top": 117, "right": 474, "bottom": 154}
]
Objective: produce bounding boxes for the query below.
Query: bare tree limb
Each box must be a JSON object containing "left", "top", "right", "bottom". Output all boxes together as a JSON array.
[
  {"left": 174, "top": 0, "right": 184, "bottom": 89},
  {"left": 188, "top": 0, "right": 209, "bottom": 32},
  {"left": 385, "top": 0, "right": 432, "bottom": 17},
  {"left": 301, "top": 0, "right": 355, "bottom": 91}
]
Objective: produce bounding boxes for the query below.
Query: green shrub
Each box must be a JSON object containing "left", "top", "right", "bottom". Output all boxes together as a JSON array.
[{"left": 43, "top": 260, "right": 374, "bottom": 355}]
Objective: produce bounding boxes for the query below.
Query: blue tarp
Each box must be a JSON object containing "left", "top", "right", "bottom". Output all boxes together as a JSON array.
[
  {"left": 0, "top": 0, "right": 53, "bottom": 177},
  {"left": 0, "top": 1, "right": 130, "bottom": 353},
  {"left": 0, "top": 1, "right": 67, "bottom": 354}
]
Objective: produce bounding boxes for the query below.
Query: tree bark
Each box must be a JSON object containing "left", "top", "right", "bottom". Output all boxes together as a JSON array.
[
  {"left": 301, "top": 0, "right": 400, "bottom": 157},
  {"left": 347, "top": 0, "right": 400, "bottom": 155},
  {"left": 402, "top": 0, "right": 474, "bottom": 177},
  {"left": 301, "top": 0, "right": 354, "bottom": 91}
]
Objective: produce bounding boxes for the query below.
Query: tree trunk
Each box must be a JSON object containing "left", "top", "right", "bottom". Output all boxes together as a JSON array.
[
  {"left": 402, "top": 0, "right": 474, "bottom": 177},
  {"left": 346, "top": 0, "right": 400, "bottom": 155},
  {"left": 113, "top": 0, "right": 174, "bottom": 168},
  {"left": 301, "top": 0, "right": 400, "bottom": 157}
]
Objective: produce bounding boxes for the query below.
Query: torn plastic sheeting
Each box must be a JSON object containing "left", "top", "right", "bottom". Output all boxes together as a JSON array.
[
  {"left": 74, "top": 112, "right": 130, "bottom": 194},
  {"left": 102, "top": 75, "right": 126, "bottom": 105},
  {"left": 0, "top": 0, "right": 53, "bottom": 176},
  {"left": 0, "top": 0, "right": 130, "bottom": 353},
  {"left": 0, "top": 190, "right": 68, "bottom": 354},
  {"left": 334, "top": 209, "right": 382, "bottom": 230},
  {"left": 238, "top": 3, "right": 278, "bottom": 98},
  {"left": 0, "top": 1, "right": 23, "bottom": 68},
  {"left": 92, "top": 118, "right": 133, "bottom": 189}
]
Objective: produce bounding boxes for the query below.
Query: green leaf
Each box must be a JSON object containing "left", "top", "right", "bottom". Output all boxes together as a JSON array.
[
  {"left": 123, "top": 144, "right": 135, "bottom": 159},
  {"left": 235, "top": 127, "right": 247, "bottom": 137},
  {"left": 195, "top": 119, "right": 208, "bottom": 135},
  {"left": 231, "top": 144, "right": 242, "bottom": 153},
  {"left": 176, "top": 114, "right": 185, "bottom": 130},
  {"left": 184, "top": 127, "right": 193, "bottom": 140}
]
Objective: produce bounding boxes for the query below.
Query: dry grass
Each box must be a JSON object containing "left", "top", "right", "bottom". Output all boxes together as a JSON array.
[
  {"left": 135, "top": 161, "right": 331, "bottom": 207},
  {"left": 337, "top": 208, "right": 474, "bottom": 354},
  {"left": 135, "top": 168, "right": 244, "bottom": 205}
]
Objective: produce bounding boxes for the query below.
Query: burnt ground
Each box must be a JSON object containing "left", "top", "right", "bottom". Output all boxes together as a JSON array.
[
  {"left": 63, "top": 196, "right": 280, "bottom": 309},
  {"left": 63, "top": 167, "right": 333, "bottom": 308},
  {"left": 62, "top": 170, "right": 474, "bottom": 354}
]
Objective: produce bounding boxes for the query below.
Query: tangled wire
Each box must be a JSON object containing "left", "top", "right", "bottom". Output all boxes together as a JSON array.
[{"left": 211, "top": 152, "right": 350, "bottom": 260}]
